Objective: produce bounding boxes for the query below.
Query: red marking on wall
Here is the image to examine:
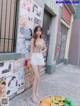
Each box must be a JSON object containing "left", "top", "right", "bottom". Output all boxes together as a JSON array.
[
  {"left": 22, "top": 0, "right": 32, "bottom": 12},
  {"left": 27, "top": 7, "right": 31, "bottom": 12}
]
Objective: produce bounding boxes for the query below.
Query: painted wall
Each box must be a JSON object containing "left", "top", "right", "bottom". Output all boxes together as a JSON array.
[{"left": 0, "top": 0, "right": 42, "bottom": 99}]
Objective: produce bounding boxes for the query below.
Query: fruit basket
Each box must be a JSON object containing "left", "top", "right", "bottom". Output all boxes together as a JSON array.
[{"left": 39, "top": 96, "right": 76, "bottom": 106}]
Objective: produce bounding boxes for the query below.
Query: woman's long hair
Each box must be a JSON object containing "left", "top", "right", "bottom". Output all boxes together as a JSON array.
[{"left": 32, "top": 26, "right": 43, "bottom": 46}]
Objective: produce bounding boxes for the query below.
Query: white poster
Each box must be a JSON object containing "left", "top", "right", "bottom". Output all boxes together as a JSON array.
[
  {"left": 16, "top": 0, "right": 34, "bottom": 55},
  {"left": 13, "top": 58, "right": 25, "bottom": 72},
  {"left": 6, "top": 73, "right": 18, "bottom": 97},
  {"left": 17, "top": 38, "right": 26, "bottom": 54},
  {"left": 0, "top": 61, "right": 13, "bottom": 78},
  {"left": 20, "top": 0, "right": 33, "bottom": 16},
  {"left": 18, "top": 15, "right": 34, "bottom": 39},
  {"left": 18, "top": 0, "right": 34, "bottom": 38}
]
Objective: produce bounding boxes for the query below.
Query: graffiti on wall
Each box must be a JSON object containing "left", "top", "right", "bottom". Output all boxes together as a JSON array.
[
  {"left": 16, "top": 0, "right": 34, "bottom": 56},
  {"left": 0, "top": 0, "right": 43, "bottom": 98},
  {"left": 6, "top": 73, "right": 18, "bottom": 97},
  {"left": 32, "top": 1, "right": 42, "bottom": 28},
  {"left": 0, "top": 77, "right": 6, "bottom": 97},
  {"left": 16, "top": 0, "right": 43, "bottom": 59},
  {"left": 0, "top": 61, "right": 13, "bottom": 78}
]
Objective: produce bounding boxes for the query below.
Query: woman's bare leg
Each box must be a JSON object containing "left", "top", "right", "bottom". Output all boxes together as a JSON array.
[
  {"left": 36, "top": 65, "right": 41, "bottom": 98},
  {"left": 31, "top": 65, "right": 39, "bottom": 104}
]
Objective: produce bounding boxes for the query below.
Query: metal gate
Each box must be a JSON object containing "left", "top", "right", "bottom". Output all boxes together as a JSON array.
[
  {"left": 56, "top": 24, "right": 68, "bottom": 64},
  {"left": 0, "top": 0, "right": 19, "bottom": 53}
]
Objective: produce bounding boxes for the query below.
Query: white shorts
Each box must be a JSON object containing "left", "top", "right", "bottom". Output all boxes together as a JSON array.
[{"left": 31, "top": 53, "right": 45, "bottom": 65}]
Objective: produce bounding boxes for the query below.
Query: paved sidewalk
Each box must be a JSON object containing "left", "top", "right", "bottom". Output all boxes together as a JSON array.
[{"left": 10, "top": 64, "right": 80, "bottom": 106}]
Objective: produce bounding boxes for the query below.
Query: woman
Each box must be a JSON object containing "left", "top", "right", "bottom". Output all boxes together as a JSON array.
[{"left": 28, "top": 26, "right": 47, "bottom": 104}]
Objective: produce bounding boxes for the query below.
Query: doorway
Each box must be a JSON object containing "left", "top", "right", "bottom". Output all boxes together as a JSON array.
[
  {"left": 56, "top": 24, "right": 68, "bottom": 64},
  {"left": 43, "top": 10, "right": 52, "bottom": 62},
  {"left": 41, "top": 9, "right": 52, "bottom": 74}
]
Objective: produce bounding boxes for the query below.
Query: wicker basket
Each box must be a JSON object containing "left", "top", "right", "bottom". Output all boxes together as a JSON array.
[{"left": 24, "top": 66, "right": 34, "bottom": 89}]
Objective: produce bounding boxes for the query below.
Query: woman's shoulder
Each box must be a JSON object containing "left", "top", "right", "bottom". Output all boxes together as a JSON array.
[
  {"left": 30, "top": 38, "right": 35, "bottom": 44},
  {"left": 31, "top": 37, "right": 34, "bottom": 41}
]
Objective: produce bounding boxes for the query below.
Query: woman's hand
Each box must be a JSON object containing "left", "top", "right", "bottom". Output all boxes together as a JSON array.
[
  {"left": 27, "top": 38, "right": 34, "bottom": 68},
  {"left": 42, "top": 40, "right": 47, "bottom": 53},
  {"left": 27, "top": 60, "right": 31, "bottom": 68},
  {"left": 41, "top": 48, "right": 47, "bottom": 54}
]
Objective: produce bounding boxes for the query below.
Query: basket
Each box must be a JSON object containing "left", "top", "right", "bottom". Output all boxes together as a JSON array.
[{"left": 24, "top": 66, "right": 34, "bottom": 89}]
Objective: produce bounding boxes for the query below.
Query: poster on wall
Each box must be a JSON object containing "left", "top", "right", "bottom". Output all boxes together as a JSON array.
[
  {"left": 17, "top": 38, "right": 31, "bottom": 56},
  {"left": 20, "top": 0, "right": 33, "bottom": 16},
  {"left": 0, "top": 77, "right": 6, "bottom": 97},
  {"left": 0, "top": 61, "right": 13, "bottom": 78},
  {"left": 17, "top": 67, "right": 25, "bottom": 94},
  {"left": 16, "top": 38, "right": 26, "bottom": 54},
  {"left": 25, "top": 41, "right": 30, "bottom": 58},
  {"left": 16, "top": 0, "right": 34, "bottom": 55},
  {"left": 32, "top": 1, "right": 42, "bottom": 20},
  {"left": 32, "top": 1, "right": 43, "bottom": 28},
  {"left": 6, "top": 73, "right": 18, "bottom": 97},
  {"left": 19, "top": 14, "right": 34, "bottom": 39},
  {"left": 18, "top": 0, "right": 34, "bottom": 39},
  {"left": 13, "top": 58, "right": 25, "bottom": 72}
]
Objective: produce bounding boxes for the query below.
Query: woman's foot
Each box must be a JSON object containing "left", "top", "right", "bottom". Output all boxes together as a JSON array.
[
  {"left": 32, "top": 95, "right": 39, "bottom": 104},
  {"left": 36, "top": 92, "right": 40, "bottom": 98}
]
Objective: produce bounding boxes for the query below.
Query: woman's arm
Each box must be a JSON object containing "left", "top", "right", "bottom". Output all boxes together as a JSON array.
[
  {"left": 42, "top": 39, "right": 47, "bottom": 53},
  {"left": 28, "top": 38, "right": 34, "bottom": 61}
]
